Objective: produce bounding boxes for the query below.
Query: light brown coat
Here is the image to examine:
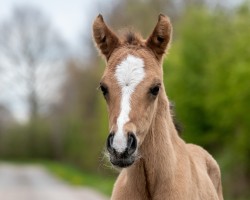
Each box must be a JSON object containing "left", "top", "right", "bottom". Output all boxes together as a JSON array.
[{"left": 93, "top": 14, "right": 223, "bottom": 200}]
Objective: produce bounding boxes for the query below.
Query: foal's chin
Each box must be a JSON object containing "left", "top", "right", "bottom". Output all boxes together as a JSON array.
[{"left": 109, "top": 155, "right": 136, "bottom": 168}]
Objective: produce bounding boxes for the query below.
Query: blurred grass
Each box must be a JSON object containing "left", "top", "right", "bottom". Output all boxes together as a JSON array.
[
  {"left": 44, "top": 161, "right": 115, "bottom": 196},
  {"left": 1, "top": 160, "right": 115, "bottom": 196}
]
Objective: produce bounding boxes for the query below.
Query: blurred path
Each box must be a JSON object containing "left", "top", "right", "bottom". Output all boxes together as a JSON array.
[{"left": 0, "top": 163, "right": 108, "bottom": 200}]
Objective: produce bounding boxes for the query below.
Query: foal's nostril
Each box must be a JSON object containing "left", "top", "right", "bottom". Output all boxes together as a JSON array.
[
  {"left": 107, "top": 133, "right": 115, "bottom": 154},
  {"left": 127, "top": 133, "right": 137, "bottom": 155},
  {"left": 107, "top": 132, "right": 137, "bottom": 157}
]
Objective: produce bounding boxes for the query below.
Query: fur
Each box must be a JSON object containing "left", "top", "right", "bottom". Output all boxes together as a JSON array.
[{"left": 93, "top": 14, "right": 223, "bottom": 200}]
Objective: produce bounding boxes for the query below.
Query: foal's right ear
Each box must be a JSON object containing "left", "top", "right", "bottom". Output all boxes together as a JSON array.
[{"left": 92, "top": 14, "right": 120, "bottom": 60}]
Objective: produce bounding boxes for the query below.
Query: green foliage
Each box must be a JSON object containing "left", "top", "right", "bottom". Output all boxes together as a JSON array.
[
  {"left": 164, "top": 4, "right": 250, "bottom": 199},
  {"left": 0, "top": 119, "right": 52, "bottom": 159}
]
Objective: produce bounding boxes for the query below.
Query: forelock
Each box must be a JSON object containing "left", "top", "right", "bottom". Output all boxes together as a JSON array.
[{"left": 120, "top": 30, "right": 145, "bottom": 47}]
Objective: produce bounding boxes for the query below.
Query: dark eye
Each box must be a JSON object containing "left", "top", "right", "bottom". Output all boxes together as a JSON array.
[
  {"left": 150, "top": 85, "right": 160, "bottom": 96},
  {"left": 100, "top": 84, "right": 108, "bottom": 96}
]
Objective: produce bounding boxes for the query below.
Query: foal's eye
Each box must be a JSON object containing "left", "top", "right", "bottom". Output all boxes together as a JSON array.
[
  {"left": 100, "top": 84, "right": 108, "bottom": 96},
  {"left": 150, "top": 85, "right": 160, "bottom": 96}
]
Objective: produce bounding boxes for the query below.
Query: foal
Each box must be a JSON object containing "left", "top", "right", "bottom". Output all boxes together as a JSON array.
[{"left": 93, "top": 14, "right": 223, "bottom": 200}]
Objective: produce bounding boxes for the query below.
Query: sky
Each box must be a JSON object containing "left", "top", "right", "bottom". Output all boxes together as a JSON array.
[
  {"left": 0, "top": 0, "right": 115, "bottom": 47},
  {"left": 0, "top": 0, "right": 115, "bottom": 122},
  {"left": 1, "top": 0, "right": 84, "bottom": 46}
]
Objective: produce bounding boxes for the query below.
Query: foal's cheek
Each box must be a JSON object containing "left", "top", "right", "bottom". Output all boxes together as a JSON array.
[
  {"left": 135, "top": 118, "right": 151, "bottom": 144},
  {"left": 144, "top": 103, "right": 156, "bottom": 124},
  {"left": 135, "top": 132, "right": 144, "bottom": 147}
]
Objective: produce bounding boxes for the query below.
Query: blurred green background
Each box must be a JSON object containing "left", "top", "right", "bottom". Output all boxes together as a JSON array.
[{"left": 0, "top": 0, "right": 249, "bottom": 199}]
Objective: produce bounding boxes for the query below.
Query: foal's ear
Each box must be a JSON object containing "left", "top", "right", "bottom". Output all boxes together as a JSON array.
[
  {"left": 92, "top": 14, "right": 120, "bottom": 60},
  {"left": 146, "top": 14, "right": 172, "bottom": 61}
]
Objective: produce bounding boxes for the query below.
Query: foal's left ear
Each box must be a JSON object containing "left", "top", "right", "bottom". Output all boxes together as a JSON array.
[
  {"left": 146, "top": 14, "right": 172, "bottom": 61},
  {"left": 92, "top": 14, "right": 120, "bottom": 61}
]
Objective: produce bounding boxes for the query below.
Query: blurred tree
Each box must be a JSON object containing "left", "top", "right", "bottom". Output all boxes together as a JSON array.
[
  {"left": 103, "top": 0, "right": 213, "bottom": 38},
  {"left": 0, "top": 105, "right": 14, "bottom": 128},
  {"left": 107, "top": 0, "right": 178, "bottom": 37},
  {"left": 0, "top": 105, "right": 14, "bottom": 155},
  {"left": 164, "top": 3, "right": 250, "bottom": 199},
  {"left": 0, "top": 6, "right": 66, "bottom": 121},
  {"left": 47, "top": 59, "right": 109, "bottom": 171}
]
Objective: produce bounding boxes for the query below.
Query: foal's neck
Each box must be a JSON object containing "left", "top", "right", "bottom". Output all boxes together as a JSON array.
[{"left": 130, "top": 92, "right": 183, "bottom": 197}]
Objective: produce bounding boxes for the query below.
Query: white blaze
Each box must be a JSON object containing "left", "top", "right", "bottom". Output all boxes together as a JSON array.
[{"left": 113, "top": 54, "right": 145, "bottom": 153}]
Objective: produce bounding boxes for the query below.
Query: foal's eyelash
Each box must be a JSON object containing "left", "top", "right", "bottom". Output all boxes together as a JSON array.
[
  {"left": 99, "top": 83, "right": 109, "bottom": 96},
  {"left": 97, "top": 82, "right": 105, "bottom": 90}
]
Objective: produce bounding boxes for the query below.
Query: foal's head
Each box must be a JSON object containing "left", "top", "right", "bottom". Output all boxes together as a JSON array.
[{"left": 93, "top": 14, "right": 172, "bottom": 168}]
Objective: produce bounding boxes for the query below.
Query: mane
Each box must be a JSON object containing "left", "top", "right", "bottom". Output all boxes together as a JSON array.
[
  {"left": 169, "top": 102, "right": 183, "bottom": 135},
  {"left": 120, "top": 30, "right": 145, "bottom": 47}
]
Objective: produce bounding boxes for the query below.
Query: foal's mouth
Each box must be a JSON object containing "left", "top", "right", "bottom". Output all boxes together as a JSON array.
[{"left": 109, "top": 154, "right": 136, "bottom": 168}]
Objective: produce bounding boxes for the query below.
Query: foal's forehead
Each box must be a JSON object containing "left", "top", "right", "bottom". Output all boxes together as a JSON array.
[{"left": 104, "top": 48, "right": 161, "bottom": 79}]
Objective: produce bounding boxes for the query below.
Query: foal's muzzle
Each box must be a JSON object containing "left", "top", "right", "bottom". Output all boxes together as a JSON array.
[{"left": 106, "top": 132, "right": 137, "bottom": 168}]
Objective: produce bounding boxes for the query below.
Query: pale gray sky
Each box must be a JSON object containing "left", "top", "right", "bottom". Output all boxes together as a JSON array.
[
  {"left": 0, "top": 0, "right": 115, "bottom": 122},
  {"left": 0, "top": 0, "right": 114, "bottom": 47}
]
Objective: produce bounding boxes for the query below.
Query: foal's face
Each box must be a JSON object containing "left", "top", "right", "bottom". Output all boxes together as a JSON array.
[
  {"left": 100, "top": 49, "right": 162, "bottom": 167},
  {"left": 93, "top": 14, "right": 172, "bottom": 168}
]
